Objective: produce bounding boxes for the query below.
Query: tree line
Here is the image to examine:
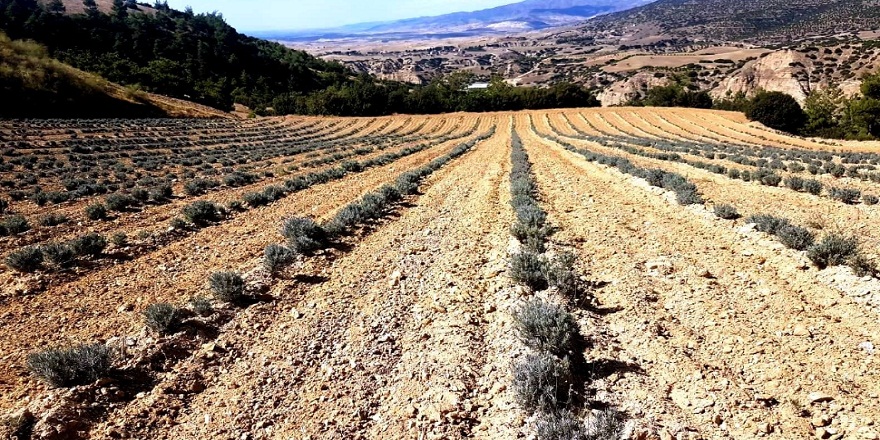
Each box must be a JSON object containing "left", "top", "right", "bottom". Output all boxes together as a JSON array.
[
  {"left": 0, "top": 0, "right": 600, "bottom": 116},
  {"left": 635, "top": 74, "right": 880, "bottom": 140}
]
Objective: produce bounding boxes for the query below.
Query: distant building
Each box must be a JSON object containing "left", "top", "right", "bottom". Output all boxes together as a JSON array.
[{"left": 466, "top": 82, "right": 490, "bottom": 91}]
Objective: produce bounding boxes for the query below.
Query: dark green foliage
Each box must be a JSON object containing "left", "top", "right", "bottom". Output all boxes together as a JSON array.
[
  {"left": 747, "top": 214, "right": 791, "bottom": 235},
  {"left": 42, "top": 242, "right": 75, "bottom": 268},
  {"left": 69, "top": 233, "right": 107, "bottom": 257},
  {"left": 0, "top": 198, "right": 7, "bottom": 214},
  {"left": 243, "top": 191, "right": 269, "bottom": 207},
  {"left": 828, "top": 187, "right": 861, "bottom": 204},
  {"left": 149, "top": 184, "right": 173, "bottom": 202},
  {"left": 111, "top": 232, "right": 127, "bottom": 247},
  {"left": 513, "top": 299, "right": 581, "bottom": 357},
  {"left": 38, "top": 213, "right": 68, "bottom": 227},
  {"left": 209, "top": 271, "right": 245, "bottom": 303},
  {"left": 3, "top": 215, "right": 29, "bottom": 234},
  {"left": 182, "top": 200, "right": 220, "bottom": 225},
  {"left": 713, "top": 204, "right": 740, "bottom": 220},
  {"left": 776, "top": 224, "right": 815, "bottom": 251},
  {"left": 85, "top": 203, "right": 107, "bottom": 220},
  {"left": 104, "top": 193, "right": 134, "bottom": 212},
  {"left": 512, "top": 353, "right": 571, "bottom": 413},
  {"left": 760, "top": 173, "right": 782, "bottom": 187},
  {"left": 264, "top": 244, "right": 294, "bottom": 274},
  {"left": 143, "top": 303, "right": 179, "bottom": 335},
  {"left": 803, "top": 179, "right": 823, "bottom": 195},
  {"left": 280, "top": 217, "right": 326, "bottom": 253},
  {"left": 189, "top": 296, "right": 213, "bottom": 316},
  {"left": 6, "top": 246, "right": 43, "bottom": 272},
  {"left": 807, "top": 234, "right": 860, "bottom": 269},
  {"left": 510, "top": 251, "right": 547, "bottom": 290},
  {"left": 746, "top": 91, "right": 807, "bottom": 134},
  {"left": 637, "top": 84, "right": 714, "bottom": 109},
  {"left": 26, "top": 343, "right": 112, "bottom": 388},
  {"left": 169, "top": 217, "right": 188, "bottom": 230},
  {"left": 784, "top": 176, "right": 805, "bottom": 191}
]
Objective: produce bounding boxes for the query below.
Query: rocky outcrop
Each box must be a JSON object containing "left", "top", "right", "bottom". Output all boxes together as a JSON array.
[
  {"left": 711, "top": 50, "right": 810, "bottom": 103},
  {"left": 597, "top": 71, "right": 670, "bottom": 106}
]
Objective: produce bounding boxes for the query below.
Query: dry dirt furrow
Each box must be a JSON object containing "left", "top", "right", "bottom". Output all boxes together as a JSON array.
[
  {"left": 518, "top": 120, "right": 880, "bottom": 439},
  {"left": 94, "top": 116, "right": 514, "bottom": 440},
  {"left": 0, "top": 120, "right": 490, "bottom": 412},
  {"left": 538, "top": 116, "right": 880, "bottom": 253},
  {"left": 0, "top": 116, "right": 463, "bottom": 262}
]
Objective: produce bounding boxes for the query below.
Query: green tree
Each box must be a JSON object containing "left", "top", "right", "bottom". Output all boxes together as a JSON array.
[
  {"left": 804, "top": 84, "right": 846, "bottom": 136},
  {"left": 845, "top": 97, "right": 880, "bottom": 138},
  {"left": 82, "top": 0, "right": 98, "bottom": 15},
  {"left": 47, "top": 0, "right": 65, "bottom": 14},
  {"left": 746, "top": 91, "right": 806, "bottom": 134},
  {"left": 862, "top": 73, "right": 880, "bottom": 100},
  {"left": 111, "top": 0, "right": 127, "bottom": 20}
]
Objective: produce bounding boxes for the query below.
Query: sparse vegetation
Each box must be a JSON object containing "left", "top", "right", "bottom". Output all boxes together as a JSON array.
[
  {"left": 209, "top": 271, "right": 245, "bottom": 303},
  {"left": 807, "top": 234, "right": 860, "bottom": 269},
  {"left": 143, "top": 303, "right": 180, "bottom": 335},
  {"left": 714, "top": 204, "right": 740, "bottom": 219},
  {"left": 6, "top": 245, "right": 43, "bottom": 272},
  {"left": 26, "top": 343, "right": 112, "bottom": 388},
  {"left": 514, "top": 299, "right": 581, "bottom": 357}
]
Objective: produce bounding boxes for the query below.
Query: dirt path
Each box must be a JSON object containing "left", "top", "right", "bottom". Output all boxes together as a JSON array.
[
  {"left": 0, "top": 119, "right": 491, "bottom": 412},
  {"left": 90, "top": 116, "right": 517, "bottom": 440},
  {"left": 517, "top": 117, "right": 880, "bottom": 439}
]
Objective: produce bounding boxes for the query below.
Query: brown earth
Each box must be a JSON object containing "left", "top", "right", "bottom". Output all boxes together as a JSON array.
[{"left": 3, "top": 108, "right": 880, "bottom": 440}]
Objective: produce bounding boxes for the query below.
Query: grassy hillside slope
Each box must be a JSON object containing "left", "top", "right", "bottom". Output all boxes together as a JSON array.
[{"left": 0, "top": 32, "right": 228, "bottom": 118}]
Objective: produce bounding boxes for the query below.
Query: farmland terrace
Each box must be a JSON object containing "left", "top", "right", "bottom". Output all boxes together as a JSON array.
[{"left": 1, "top": 108, "right": 880, "bottom": 439}]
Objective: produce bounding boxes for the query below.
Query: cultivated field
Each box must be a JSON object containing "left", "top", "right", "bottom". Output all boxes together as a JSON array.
[{"left": 1, "top": 108, "right": 880, "bottom": 439}]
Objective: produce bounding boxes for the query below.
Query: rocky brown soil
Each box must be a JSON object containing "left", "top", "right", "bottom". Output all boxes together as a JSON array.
[{"left": 3, "top": 109, "right": 880, "bottom": 439}]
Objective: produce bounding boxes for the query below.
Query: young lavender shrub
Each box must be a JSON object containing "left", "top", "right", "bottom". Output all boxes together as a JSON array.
[
  {"left": 264, "top": 243, "right": 295, "bottom": 274},
  {"left": 143, "top": 303, "right": 180, "bottom": 335},
  {"left": 280, "top": 217, "right": 327, "bottom": 253},
  {"left": 209, "top": 271, "right": 245, "bottom": 303},
  {"left": 513, "top": 299, "right": 581, "bottom": 357},
  {"left": 512, "top": 352, "right": 572, "bottom": 413},
  {"left": 807, "top": 234, "right": 859, "bottom": 269},
  {"left": 510, "top": 251, "right": 547, "bottom": 290},
  {"left": 26, "top": 343, "right": 112, "bottom": 388},
  {"left": 713, "top": 204, "right": 740, "bottom": 220}
]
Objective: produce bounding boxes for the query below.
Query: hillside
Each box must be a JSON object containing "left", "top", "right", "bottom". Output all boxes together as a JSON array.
[
  {"left": 0, "top": 32, "right": 230, "bottom": 118},
  {"left": 261, "top": 0, "right": 654, "bottom": 41},
  {"left": 577, "top": 0, "right": 880, "bottom": 43},
  {"left": 0, "top": 0, "right": 353, "bottom": 112}
]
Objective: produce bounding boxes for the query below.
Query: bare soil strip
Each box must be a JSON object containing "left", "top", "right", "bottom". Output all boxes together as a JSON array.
[
  {"left": 0, "top": 119, "right": 490, "bottom": 412},
  {"left": 518, "top": 118, "right": 880, "bottom": 439},
  {"left": 87, "top": 116, "right": 514, "bottom": 440}
]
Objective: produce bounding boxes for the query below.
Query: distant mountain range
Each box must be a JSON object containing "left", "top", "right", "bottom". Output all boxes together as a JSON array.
[{"left": 255, "top": 0, "right": 656, "bottom": 42}]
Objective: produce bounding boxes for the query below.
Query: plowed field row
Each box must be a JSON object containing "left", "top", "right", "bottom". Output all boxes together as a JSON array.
[{"left": 3, "top": 109, "right": 880, "bottom": 440}]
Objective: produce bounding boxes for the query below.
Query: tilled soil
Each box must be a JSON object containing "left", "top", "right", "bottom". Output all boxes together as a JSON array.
[
  {"left": 0, "top": 118, "right": 490, "bottom": 412},
  {"left": 517, "top": 116, "right": 880, "bottom": 439},
  {"left": 5, "top": 109, "right": 880, "bottom": 440},
  {"left": 92, "top": 116, "right": 517, "bottom": 439}
]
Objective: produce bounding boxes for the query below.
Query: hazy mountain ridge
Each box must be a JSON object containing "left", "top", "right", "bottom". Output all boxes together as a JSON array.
[{"left": 259, "top": 0, "right": 654, "bottom": 41}]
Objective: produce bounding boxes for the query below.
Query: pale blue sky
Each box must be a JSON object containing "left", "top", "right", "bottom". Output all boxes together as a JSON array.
[{"left": 163, "top": 0, "right": 515, "bottom": 32}]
